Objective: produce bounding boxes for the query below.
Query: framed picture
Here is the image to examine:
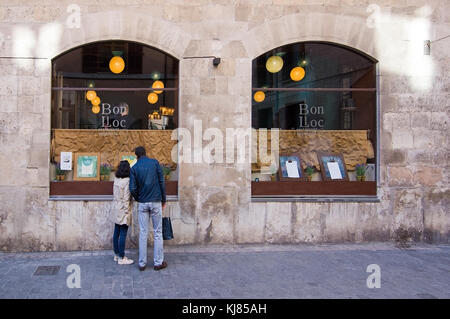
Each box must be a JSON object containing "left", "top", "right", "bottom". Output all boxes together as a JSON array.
[
  {"left": 278, "top": 154, "right": 305, "bottom": 181},
  {"left": 73, "top": 153, "right": 100, "bottom": 181},
  {"left": 316, "top": 152, "right": 349, "bottom": 181},
  {"left": 119, "top": 153, "right": 137, "bottom": 167}
]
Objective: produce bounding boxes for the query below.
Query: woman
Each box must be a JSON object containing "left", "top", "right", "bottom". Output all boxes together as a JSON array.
[{"left": 111, "top": 160, "right": 134, "bottom": 265}]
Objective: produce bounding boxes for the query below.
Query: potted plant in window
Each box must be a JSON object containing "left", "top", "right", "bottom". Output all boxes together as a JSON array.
[
  {"left": 305, "top": 165, "right": 315, "bottom": 182},
  {"left": 269, "top": 163, "right": 278, "bottom": 182},
  {"left": 100, "top": 163, "right": 112, "bottom": 181},
  {"left": 355, "top": 164, "right": 367, "bottom": 182},
  {"left": 55, "top": 162, "right": 65, "bottom": 181},
  {"left": 162, "top": 165, "right": 171, "bottom": 181}
]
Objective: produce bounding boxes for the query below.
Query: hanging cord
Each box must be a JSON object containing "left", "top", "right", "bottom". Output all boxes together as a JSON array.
[
  {"left": 430, "top": 35, "right": 450, "bottom": 44},
  {"left": 0, "top": 56, "right": 47, "bottom": 59}
]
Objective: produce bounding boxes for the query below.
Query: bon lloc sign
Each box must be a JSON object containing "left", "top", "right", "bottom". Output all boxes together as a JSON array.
[
  {"left": 298, "top": 103, "right": 325, "bottom": 129},
  {"left": 100, "top": 103, "right": 127, "bottom": 129}
]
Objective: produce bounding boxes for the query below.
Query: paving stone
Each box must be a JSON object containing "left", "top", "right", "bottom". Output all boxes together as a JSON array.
[{"left": 0, "top": 244, "right": 449, "bottom": 299}]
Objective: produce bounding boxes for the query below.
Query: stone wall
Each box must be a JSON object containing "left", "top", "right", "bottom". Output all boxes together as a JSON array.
[{"left": 0, "top": 0, "right": 448, "bottom": 252}]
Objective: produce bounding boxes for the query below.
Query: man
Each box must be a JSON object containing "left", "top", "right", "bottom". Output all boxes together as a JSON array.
[{"left": 129, "top": 146, "right": 167, "bottom": 271}]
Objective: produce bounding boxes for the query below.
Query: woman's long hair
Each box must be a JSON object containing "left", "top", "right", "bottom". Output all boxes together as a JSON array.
[{"left": 115, "top": 160, "right": 130, "bottom": 178}]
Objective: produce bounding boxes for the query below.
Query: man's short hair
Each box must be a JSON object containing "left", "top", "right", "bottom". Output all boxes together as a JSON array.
[{"left": 135, "top": 146, "right": 146, "bottom": 158}]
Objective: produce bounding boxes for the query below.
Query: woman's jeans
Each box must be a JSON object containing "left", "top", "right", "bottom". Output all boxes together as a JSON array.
[
  {"left": 113, "top": 223, "right": 129, "bottom": 258},
  {"left": 138, "top": 202, "right": 164, "bottom": 267}
]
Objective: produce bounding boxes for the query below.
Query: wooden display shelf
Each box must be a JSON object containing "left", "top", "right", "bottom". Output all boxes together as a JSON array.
[
  {"left": 251, "top": 181, "right": 376, "bottom": 196},
  {"left": 50, "top": 181, "right": 178, "bottom": 196}
]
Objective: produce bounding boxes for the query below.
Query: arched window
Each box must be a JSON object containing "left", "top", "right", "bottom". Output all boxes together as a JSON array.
[
  {"left": 50, "top": 40, "right": 178, "bottom": 198},
  {"left": 251, "top": 42, "right": 378, "bottom": 199}
]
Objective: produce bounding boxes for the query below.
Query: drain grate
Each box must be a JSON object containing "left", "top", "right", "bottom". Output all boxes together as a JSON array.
[{"left": 33, "top": 266, "right": 61, "bottom": 276}]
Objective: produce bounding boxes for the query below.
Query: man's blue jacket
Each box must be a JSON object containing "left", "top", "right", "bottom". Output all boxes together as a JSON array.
[{"left": 129, "top": 156, "right": 166, "bottom": 203}]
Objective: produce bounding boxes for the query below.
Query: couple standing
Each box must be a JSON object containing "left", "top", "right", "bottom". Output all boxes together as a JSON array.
[{"left": 111, "top": 146, "right": 167, "bottom": 271}]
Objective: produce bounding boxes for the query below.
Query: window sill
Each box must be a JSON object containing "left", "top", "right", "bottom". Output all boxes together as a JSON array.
[
  {"left": 251, "top": 195, "right": 380, "bottom": 203},
  {"left": 251, "top": 181, "right": 377, "bottom": 199},
  {"left": 49, "top": 195, "right": 179, "bottom": 201},
  {"left": 49, "top": 181, "right": 178, "bottom": 197}
]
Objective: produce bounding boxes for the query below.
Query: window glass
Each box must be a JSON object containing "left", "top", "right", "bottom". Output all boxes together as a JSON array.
[
  {"left": 252, "top": 42, "right": 377, "bottom": 197},
  {"left": 50, "top": 41, "right": 178, "bottom": 190}
]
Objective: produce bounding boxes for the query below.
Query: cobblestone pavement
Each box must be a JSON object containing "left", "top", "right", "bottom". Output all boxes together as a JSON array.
[{"left": 0, "top": 243, "right": 449, "bottom": 299}]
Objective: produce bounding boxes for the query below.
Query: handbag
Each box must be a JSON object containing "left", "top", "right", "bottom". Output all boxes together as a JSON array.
[{"left": 162, "top": 217, "right": 174, "bottom": 240}]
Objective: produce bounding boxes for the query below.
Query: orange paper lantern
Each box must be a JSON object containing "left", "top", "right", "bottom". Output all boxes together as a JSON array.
[
  {"left": 152, "top": 80, "right": 164, "bottom": 94},
  {"left": 147, "top": 92, "right": 158, "bottom": 104},
  {"left": 86, "top": 90, "right": 97, "bottom": 101},
  {"left": 290, "top": 66, "right": 305, "bottom": 82},
  {"left": 109, "top": 56, "right": 125, "bottom": 74},
  {"left": 253, "top": 91, "right": 265, "bottom": 103},
  {"left": 92, "top": 105, "right": 100, "bottom": 114},
  {"left": 92, "top": 96, "right": 101, "bottom": 106}
]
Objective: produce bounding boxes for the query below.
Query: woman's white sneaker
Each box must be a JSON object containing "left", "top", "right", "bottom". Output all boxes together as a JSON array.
[
  {"left": 114, "top": 255, "right": 119, "bottom": 262},
  {"left": 118, "top": 256, "right": 134, "bottom": 265}
]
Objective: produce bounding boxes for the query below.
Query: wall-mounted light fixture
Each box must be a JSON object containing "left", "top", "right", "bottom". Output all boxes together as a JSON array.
[
  {"left": 424, "top": 35, "right": 450, "bottom": 55},
  {"left": 183, "top": 56, "right": 221, "bottom": 67},
  {"left": 424, "top": 40, "right": 431, "bottom": 55}
]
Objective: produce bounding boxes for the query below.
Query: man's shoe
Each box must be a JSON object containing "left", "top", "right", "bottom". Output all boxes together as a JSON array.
[
  {"left": 118, "top": 256, "right": 134, "bottom": 265},
  {"left": 139, "top": 265, "right": 146, "bottom": 271},
  {"left": 154, "top": 261, "right": 167, "bottom": 271}
]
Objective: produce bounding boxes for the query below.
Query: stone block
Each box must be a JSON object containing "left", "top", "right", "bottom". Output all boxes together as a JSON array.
[
  {"left": 413, "top": 129, "right": 433, "bottom": 149},
  {"left": 392, "top": 130, "right": 413, "bottom": 149},
  {"left": 380, "top": 95, "right": 398, "bottom": 113},
  {"left": 292, "top": 202, "right": 324, "bottom": 243},
  {"left": 414, "top": 166, "right": 443, "bottom": 187},
  {"left": 324, "top": 203, "right": 360, "bottom": 242},
  {"left": 430, "top": 112, "right": 448, "bottom": 130},
  {"left": 17, "top": 95, "right": 34, "bottom": 113},
  {"left": 423, "top": 188, "right": 450, "bottom": 243},
  {"left": 220, "top": 40, "right": 248, "bottom": 58},
  {"left": 19, "top": 113, "right": 42, "bottom": 136},
  {"left": 392, "top": 188, "right": 424, "bottom": 241},
  {"left": 0, "top": 112, "right": 20, "bottom": 133},
  {"left": 264, "top": 202, "right": 293, "bottom": 243},
  {"left": 170, "top": 217, "right": 197, "bottom": 245},
  {"left": 215, "top": 77, "right": 228, "bottom": 95},
  {"left": 180, "top": 59, "right": 209, "bottom": 78},
  {"left": 201, "top": 4, "right": 235, "bottom": 21},
  {"left": 31, "top": 129, "right": 50, "bottom": 146},
  {"left": 248, "top": 6, "right": 265, "bottom": 30},
  {"left": 209, "top": 58, "right": 235, "bottom": 77},
  {"left": 27, "top": 145, "right": 49, "bottom": 168},
  {"left": 383, "top": 149, "right": 406, "bottom": 164},
  {"left": 0, "top": 76, "right": 18, "bottom": 96},
  {"left": 382, "top": 112, "right": 395, "bottom": 132},
  {"left": 200, "top": 78, "right": 216, "bottom": 95},
  {"left": 82, "top": 201, "right": 114, "bottom": 250},
  {"left": 17, "top": 187, "right": 54, "bottom": 251},
  {"left": 388, "top": 166, "right": 414, "bottom": 186},
  {"left": 411, "top": 112, "right": 430, "bottom": 128},
  {"left": 235, "top": 4, "right": 251, "bottom": 22},
  {"left": 236, "top": 203, "right": 265, "bottom": 243},
  {"left": 406, "top": 149, "right": 431, "bottom": 164},
  {"left": 227, "top": 76, "right": 251, "bottom": 97},
  {"left": 53, "top": 201, "right": 85, "bottom": 251},
  {"left": 196, "top": 186, "right": 238, "bottom": 244},
  {"left": 18, "top": 76, "right": 41, "bottom": 96},
  {"left": 0, "top": 95, "right": 18, "bottom": 112}
]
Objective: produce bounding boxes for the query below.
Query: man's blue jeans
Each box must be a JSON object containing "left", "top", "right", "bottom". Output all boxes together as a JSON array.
[{"left": 138, "top": 202, "right": 164, "bottom": 267}]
